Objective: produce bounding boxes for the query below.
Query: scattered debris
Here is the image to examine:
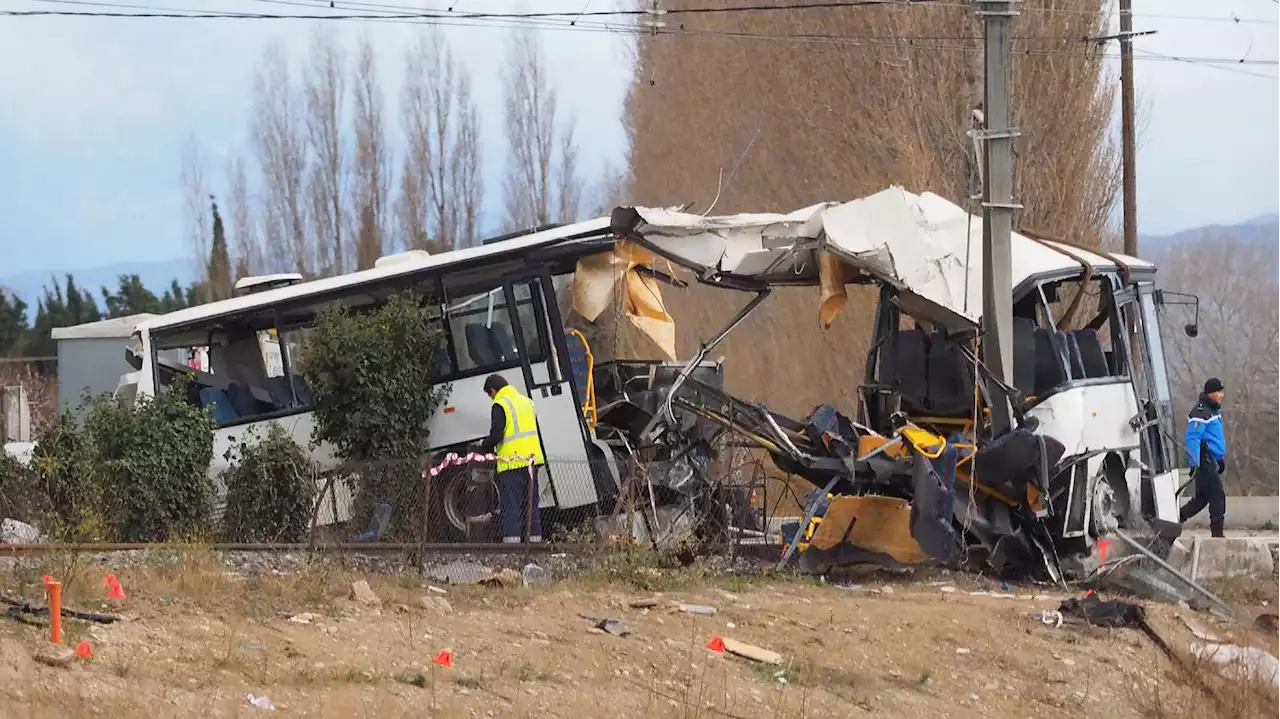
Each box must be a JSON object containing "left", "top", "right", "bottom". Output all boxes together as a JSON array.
[
  {"left": 1189, "top": 643, "right": 1280, "bottom": 690},
  {"left": 521, "top": 564, "right": 547, "bottom": 586},
  {"left": 427, "top": 585, "right": 448, "bottom": 595},
  {"left": 880, "top": 586, "right": 895, "bottom": 595},
  {"left": 1, "top": 594, "right": 121, "bottom": 624},
  {"left": 597, "top": 619, "right": 631, "bottom": 637},
  {"left": 420, "top": 596, "right": 453, "bottom": 614},
  {"left": 580, "top": 614, "right": 631, "bottom": 637},
  {"left": 350, "top": 580, "right": 382, "bottom": 608},
  {"left": 1059, "top": 595, "right": 1145, "bottom": 628},
  {"left": 479, "top": 569, "right": 523, "bottom": 588},
  {"left": 1, "top": 518, "right": 41, "bottom": 544},
  {"left": 955, "top": 648, "right": 971, "bottom": 656},
  {"left": 33, "top": 645, "right": 76, "bottom": 669},
  {"left": 246, "top": 694, "right": 276, "bottom": 710},
  {"left": 425, "top": 560, "right": 494, "bottom": 585},
  {"left": 288, "top": 613, "right": 319, "bottom": 625},
  {"left": 1254, "top": 613, "right": 1278, "bottom": 633},
  {"left": 721, "top": 637, "right": 783, "bottom": 665},
  {"left": 940, "top": 586, "right": 957, "bottom": 594},
  {"left": 627, "top": 597, "right": 661, "bottom": 609},
  {"left": 1180, "top": 615, "right": 1225, "bottom": 643},
  {"left": 678, "top": 604, "right": 717, "bottom": 616},
  {"left": 1032, "top": 610, "right": 1064, "bottom": 628}
]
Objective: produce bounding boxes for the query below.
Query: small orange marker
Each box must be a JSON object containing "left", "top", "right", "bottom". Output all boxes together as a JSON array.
[
  {"left": 47, "top": 580, "right": 63, "bottom": 645},
  {"left": 75, "top": 641, "right": 92, "bottom": 659},
  {"left": 431, "top": 649, "right": 453, "bottom": 669},
  {"left": 705, "top": 635, "right": 726, "bottom": 653},
  {"left": 1097, "top": 538, "right": 1112, "bottom": 564},
  {"left": 106, "top": 578, "right": 127, "bottom": 600}
]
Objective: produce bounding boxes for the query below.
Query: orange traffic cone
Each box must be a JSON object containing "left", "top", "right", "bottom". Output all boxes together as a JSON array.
[
  {"left": 705, "top": 635, "right": 726, "bottom": 653},
  {"left": 75, "top": 641, "right": 92, "bottom": 659},
  {"left": 432, "top": 649, "right": 453, "bottom": 669},
  {"left": 106, "top": 577, "right": 127, "bottom": 600}
]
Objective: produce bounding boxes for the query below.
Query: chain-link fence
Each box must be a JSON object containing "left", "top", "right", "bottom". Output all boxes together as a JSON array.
[{"left": 301, "top": 450, "right": 781, "bottom": 561}]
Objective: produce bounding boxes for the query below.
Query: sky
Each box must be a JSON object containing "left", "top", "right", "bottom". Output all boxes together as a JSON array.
[{"left": 0, "top": 0, "right": 1276, "bottom": 281}]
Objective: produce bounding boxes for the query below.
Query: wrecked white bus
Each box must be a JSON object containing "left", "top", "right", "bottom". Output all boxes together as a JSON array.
[{"left": 603, "top": 187, "right": 1199, "bottom": 587}]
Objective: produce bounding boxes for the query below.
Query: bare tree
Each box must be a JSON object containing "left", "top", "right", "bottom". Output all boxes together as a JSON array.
[
  {"left": 622, "top": 1, "right": 1121, "bottom": 416},
  {"left": 501, "top": 29, "right": 582, "bottom": 230},
  {"left": 252, "top": 44, "right": 311, "bottom": 276},
  {"left": 396, "top": 29, "right": 483, "bottom": 253},
  {"left": 226, "top": 153, "right": 261, "bottom": 280},
  {"left": 303, "top": 30, "right": 348, "bottom": 276},
  {"left": 179, "top": 136, "right": 211, "bottom": 281},
  {"left": 1156, "top": 234, "right": 1279, "bottom": 495},
  {"left": 352, "top": 36, "right": 390, "bottom": 270}
]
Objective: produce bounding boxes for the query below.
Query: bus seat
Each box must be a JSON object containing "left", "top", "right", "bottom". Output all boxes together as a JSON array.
[
  {"left": 200, "top": 387, "right": 239, "bottom": 423},
  {"left": 464, "top": 323, "right": 501, "bottom": 367},
  {"left": 1012, "top": 317, "right": 1036, "bottom": 397},
  {"left": 226, "top": 382, "right": 265, "bottom": 417},
  {"left": 1057, "top": 331, "right": 1084, "bottom": 379},
  {"left": 925, "top": 335, "right": 972, "bottom": 417},
  {"left": 1032, "top": 330, "right": 1066, "bottom": 396},
  {"left": 490, "top": 322, "right": 518, "bottom": 363},
  {"left": 1073, "top": 330, "right": 1108, "bottom": 378},
  {"left": 263, "top": 377, "right": 290, "bottom": 408},
  {"left": 886, "top": 328, "right": 929, "bottom": 414}
]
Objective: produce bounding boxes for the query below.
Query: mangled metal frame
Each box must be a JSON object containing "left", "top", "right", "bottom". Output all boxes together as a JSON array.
[{"left": 602, "top": 187, "right": 1188, "bottom": 582}]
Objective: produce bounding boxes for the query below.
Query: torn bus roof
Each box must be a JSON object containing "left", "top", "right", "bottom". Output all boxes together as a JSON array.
[{"left": 612, "top": 186, "right": 1153, "bottom": 328}]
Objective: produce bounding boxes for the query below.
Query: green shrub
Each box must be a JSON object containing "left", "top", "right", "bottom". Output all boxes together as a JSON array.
[
  {"left": 84, "top": 383, "right": 216, "bottom": 542},
  {"left": 220, "top": 423, "right": 316, "bottom": 542},
  {"left": 297, "top": 291, "right": 451, "bottom": 540},
  {"left": 298, "top": 291, "right": 451, "bottom": 462},
  {"left": 26, "top": 407, "right": 103, "bottom": 540},
  {"left": 0, "top": 446, "right": 39, "bottom": 523}
]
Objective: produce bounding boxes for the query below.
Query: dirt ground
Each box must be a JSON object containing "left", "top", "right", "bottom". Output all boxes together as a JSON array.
[{"left": 0, "top": 551, "right": 1276, "bottom": 719}]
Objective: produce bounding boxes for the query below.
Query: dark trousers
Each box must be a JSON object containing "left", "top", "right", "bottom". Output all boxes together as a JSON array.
[
  {"left": 497, "top": 467, "right": 543, "bottom": 541},
  {"left": 1179, "top": 458, "right": 1226, "bottom": 537}
]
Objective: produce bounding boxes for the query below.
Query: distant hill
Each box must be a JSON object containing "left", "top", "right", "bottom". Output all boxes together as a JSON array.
[
  {"left": 0, "top": 258, "right": 198, "bottom": 321},
  {"left": 1140, "top": 212, "right": 1279, "bottom": 252}
]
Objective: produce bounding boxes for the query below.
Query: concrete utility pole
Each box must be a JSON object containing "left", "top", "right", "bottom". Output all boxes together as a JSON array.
[
  {"left": 1119, "top": 0, "right": 1139, "bottom": 257},
  {"left": 975, "top": 0, "right": 1021, "bottom": 436}
]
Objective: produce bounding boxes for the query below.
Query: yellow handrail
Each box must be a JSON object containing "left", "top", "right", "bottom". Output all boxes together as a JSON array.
[{"left": 566, "top": 329, "right": 597, "bottom": 429}]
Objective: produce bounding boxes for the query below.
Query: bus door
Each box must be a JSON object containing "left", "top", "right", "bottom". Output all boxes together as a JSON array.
[{"left": 500, "top": 268, "right": 599, "bottom": 510}]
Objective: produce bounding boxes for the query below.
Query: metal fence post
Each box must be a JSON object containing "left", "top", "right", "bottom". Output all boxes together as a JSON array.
[{"left": 523, "top": 463, "right": 536, "bottom": 561}]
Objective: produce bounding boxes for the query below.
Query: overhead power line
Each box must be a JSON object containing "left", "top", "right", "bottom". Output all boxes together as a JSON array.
[
  {"left": 9, "top": 0, "right": 953, "bottom": 21},
  {"left": 4, "top": 0, "right": 1277, "bottom": 77}
]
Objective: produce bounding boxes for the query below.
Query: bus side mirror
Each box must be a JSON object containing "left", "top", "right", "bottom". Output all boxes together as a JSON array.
[{"left": 125, "top": 347, "right": 143, "bottom": 371}]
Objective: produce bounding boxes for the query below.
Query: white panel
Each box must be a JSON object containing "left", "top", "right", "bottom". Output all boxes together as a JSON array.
[
  {"left": 1026, "top": 382, "right": 1140, "bottom": 458},
  {"left": 1151, "top": 469, "right": 1180, "bottom": 524}
]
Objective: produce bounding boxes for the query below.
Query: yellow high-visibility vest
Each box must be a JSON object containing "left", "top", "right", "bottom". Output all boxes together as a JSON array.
[{"left": 493, "top": 385, "right": 545, "bottom": 472}]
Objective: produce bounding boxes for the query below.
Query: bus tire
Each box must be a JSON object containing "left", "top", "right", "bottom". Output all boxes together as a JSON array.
[{"left": 427, "top": 467, "right": 497, "bottom": 544}]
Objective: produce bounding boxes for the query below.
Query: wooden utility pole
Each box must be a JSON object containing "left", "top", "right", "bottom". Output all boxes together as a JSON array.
[{"left": 1119, "top": 0, "right": 1138, "bottom": 256}]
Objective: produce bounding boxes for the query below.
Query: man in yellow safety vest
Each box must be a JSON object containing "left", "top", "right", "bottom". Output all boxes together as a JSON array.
[{"left": 478, "top": 374, "right": 547, "bottom": 543}]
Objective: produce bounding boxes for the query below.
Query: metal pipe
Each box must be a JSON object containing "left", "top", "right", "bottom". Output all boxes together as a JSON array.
[{"left": 1113, "top": 530, "right": 1232, "bottom": 615}]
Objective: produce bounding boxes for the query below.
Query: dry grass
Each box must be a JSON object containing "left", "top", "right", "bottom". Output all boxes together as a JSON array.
[{"left": 2, "top": 545, "right": 1274, "bottom": 718}]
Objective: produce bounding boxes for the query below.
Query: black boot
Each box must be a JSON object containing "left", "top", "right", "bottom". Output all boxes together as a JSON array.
[{"left": 1210, "top": 520, "right": 1225, "bottom": 539}]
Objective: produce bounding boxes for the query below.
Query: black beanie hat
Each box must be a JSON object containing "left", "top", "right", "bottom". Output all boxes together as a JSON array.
[{"left": 1203, "top": 377, "right": 1224, "bottom": 394}]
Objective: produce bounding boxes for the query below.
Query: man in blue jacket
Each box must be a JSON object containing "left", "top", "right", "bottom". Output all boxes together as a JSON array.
[{"left": 1179, "top": 378, "right": 1228, "bottom": 537}]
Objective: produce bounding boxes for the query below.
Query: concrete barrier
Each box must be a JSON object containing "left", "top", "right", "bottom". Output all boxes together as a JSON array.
[
  {"left": 1168, "top": 536, "right": 1279, "bottom": 581},
  {"left": 1179, "top": 495, "right": 1279, "bottom": 531}
]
